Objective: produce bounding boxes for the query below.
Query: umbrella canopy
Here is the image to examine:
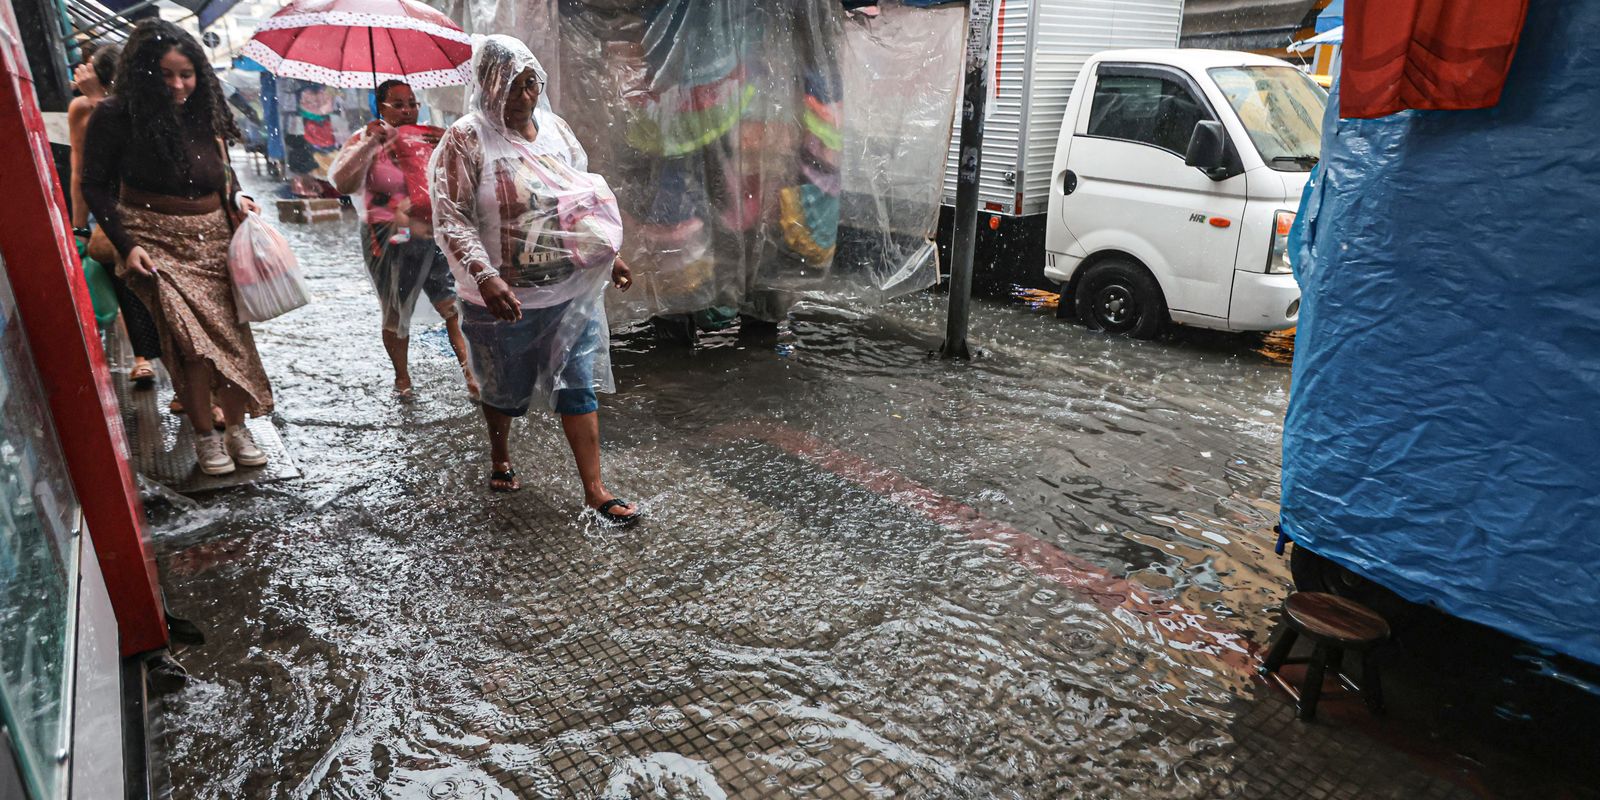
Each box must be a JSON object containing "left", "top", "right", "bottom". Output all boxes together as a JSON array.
[
  {"left": 242, "top": 0, "right": 473, "bottom": 89},
  {"left": 1315, "top": 0, "right": 1344, "bottom": 33}
]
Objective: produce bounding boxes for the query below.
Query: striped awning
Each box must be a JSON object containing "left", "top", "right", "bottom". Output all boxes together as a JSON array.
[
  {"left": 64, "top": 0, "right": 135, "bottom": 43},
  {"left": 67, "top": 0, "right": 241, "bottom": 43}
]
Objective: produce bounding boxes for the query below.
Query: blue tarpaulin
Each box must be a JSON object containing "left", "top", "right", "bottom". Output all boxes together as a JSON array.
[
  {"left": 261, "top": 71, "right": 283, "bottom": 162},
  {"left": 1283, "top": 0, "right": 1600, "bottom": 666},
  {"left": 1314, "top": 0, "right": 1341, "bottom": 32}
]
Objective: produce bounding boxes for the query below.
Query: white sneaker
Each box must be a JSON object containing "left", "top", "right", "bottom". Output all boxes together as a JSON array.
[
  {"left": 226, "top": 425, "right": 268, "bottom": 467},
  {"left": 195, "top": 432, "right": 236, "bottom": 475}
]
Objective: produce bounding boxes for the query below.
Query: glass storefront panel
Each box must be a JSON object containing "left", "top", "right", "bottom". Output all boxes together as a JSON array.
[{"left": 0, "top": 251, "right": 81, "bottom": 800}]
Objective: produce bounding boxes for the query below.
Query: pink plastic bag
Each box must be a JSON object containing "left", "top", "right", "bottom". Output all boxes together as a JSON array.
[
  {"left": 392, "top": 124, "right": 444, "bottom": 222},
  {"left": 228, "top": 213, "right": 310, "bottom": 322},
  {"left": 509, "top": 137, "right": 624, "bottom": 270}
]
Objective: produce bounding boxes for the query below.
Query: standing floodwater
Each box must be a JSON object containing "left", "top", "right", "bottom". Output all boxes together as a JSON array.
[{"left": 140, "top": 168, "right": 1599, "bottom": 799}]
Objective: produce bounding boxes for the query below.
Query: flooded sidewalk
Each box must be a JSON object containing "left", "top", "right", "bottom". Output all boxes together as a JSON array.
[{"left": 136, "top": 173, "right": 1598, "bottom": 799}]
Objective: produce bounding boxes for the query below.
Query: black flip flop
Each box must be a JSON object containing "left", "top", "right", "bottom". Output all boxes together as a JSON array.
[
  {"left": 595, "top": 498, "right": 641, "bottom": 528},
  {"left": 489, "top": 467, "right": 521, "bottom": 493}
]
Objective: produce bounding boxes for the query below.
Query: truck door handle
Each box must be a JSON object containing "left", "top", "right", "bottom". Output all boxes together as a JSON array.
[{"left": 1062, "top": 170, "right": 1078, "bottom": 195}]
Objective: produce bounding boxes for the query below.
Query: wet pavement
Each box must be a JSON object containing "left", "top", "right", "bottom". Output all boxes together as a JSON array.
[{"left": 137, "top": 167, "right": 1600, "bottom": 798}]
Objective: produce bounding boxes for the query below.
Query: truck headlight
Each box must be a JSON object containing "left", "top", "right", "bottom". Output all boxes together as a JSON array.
[{"left": 1267, "top": 210, "right": 1295, "bottom": 274}]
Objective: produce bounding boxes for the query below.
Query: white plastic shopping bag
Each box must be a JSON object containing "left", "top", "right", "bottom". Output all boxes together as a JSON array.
[{"left": 229, "top": 212, "right": 310, "bottom": 322}]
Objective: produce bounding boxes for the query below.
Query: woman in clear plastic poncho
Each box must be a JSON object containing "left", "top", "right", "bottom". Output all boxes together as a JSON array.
[
  {"left": 431, "top": 35, "right": 641, "bottom": 524},
  {"left": 329, "top": 79, "right": 475, "bottom": 400}
]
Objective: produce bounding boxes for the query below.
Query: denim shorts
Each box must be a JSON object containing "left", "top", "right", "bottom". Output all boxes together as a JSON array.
[
  {"left": 362, "top": 224, "right": 457, "bottom": 332},
  {"left": 459, "top": 300, "right": 600, "bottom": 417}
]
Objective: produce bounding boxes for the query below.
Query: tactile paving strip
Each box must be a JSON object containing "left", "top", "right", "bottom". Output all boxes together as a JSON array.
[{"left": 106, "top": 330, "right": 300, "bottom": 493}]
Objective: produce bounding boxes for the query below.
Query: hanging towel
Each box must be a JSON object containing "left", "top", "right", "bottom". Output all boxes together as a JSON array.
[
  {"left": 644, "top": 157, "right": 710, "bottom": 225},
  {"left": 802, "top": 107, "right": 843, "bottom": 152},
  {"left": 779, "top": 184, "right": 839, "bottom": 265},
  {"left": 1341, "top": 0, "right": 1529, "bottom": 119},
  {"left": 627, "top": 85, "right": 757, "bottom": 156}
]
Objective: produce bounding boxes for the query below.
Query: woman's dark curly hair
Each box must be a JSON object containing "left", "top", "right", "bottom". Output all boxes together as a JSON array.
[{"left": 114, "top": 19, "right": 239, "bottom": 176}]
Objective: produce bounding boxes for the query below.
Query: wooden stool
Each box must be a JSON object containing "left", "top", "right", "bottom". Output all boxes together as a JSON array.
[{"left": 1260, "top": 591, "right": 1390, "bottom": 721}]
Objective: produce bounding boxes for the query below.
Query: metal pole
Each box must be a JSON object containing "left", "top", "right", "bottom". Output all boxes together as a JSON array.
[
  {"left": 941, "top": 0, "right": 995, "bottom": 360},
  {"left": 262, "top": 70, "right": 284, "bottom": 165},
  {"left": 368, "top": 25, "right": 379, "bottom": 90}
]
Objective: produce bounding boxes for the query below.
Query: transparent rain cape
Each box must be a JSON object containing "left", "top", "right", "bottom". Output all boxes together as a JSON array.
[
  {"left": 430, "top": 35, "right": 621, "bottom": 411},
  {"left": 329, "top": 117, "right": 453, "bottom": 336}
]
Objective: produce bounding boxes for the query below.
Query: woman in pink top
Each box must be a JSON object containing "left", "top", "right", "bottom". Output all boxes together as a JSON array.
[{"left": 330, "top": 80, "right": 477, "bottom": 399}]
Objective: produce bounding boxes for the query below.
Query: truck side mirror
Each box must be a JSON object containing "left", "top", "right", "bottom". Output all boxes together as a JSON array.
[{"left": 1184, "top": 120, "right": 1229, "bottom": 177}]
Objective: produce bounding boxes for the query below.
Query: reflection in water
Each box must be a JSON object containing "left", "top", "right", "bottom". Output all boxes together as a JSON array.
[{"left": 1012, "top": 286, "right": 1295, "bottom": 366}]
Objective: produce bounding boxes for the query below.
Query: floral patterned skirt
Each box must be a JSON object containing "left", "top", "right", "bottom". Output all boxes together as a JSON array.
[{"left": 116, "top": 205, "right": 274, "bottom": 416}]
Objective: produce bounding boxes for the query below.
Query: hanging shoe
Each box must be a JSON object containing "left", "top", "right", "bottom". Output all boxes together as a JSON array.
[
  {"left": 225, "top": 425, "right": 268, "bottom": 468},
  {"left": 194, "top": 432, "right": 236, "bottom": 476}
]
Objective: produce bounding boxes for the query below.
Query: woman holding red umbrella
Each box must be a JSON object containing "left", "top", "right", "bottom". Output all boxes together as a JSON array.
[
  {"left": 330, "top": 79, "right": 476, "bottom": 399},
  {"left": 245, "top": 0, "right": 479, "bottom": 399}
]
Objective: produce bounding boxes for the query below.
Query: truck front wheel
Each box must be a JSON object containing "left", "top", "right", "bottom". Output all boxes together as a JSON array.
[{"left": 1074, "top": 259, "right": 1167, "bottom": 339}]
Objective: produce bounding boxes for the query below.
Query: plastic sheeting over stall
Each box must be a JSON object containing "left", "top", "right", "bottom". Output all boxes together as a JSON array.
[
  {"left": 1282, "top": 0, "right": 1600, "bottom": 665},
  {"left": 276, "top": 80, "right": 372, "bottom": 196},
  {"left": 533, "top": 0, "right": 962, "bottom": 323}
]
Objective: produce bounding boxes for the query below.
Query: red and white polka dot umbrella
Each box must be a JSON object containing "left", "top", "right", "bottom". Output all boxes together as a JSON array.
[{"left": 242, "top": 0, "right": 473, "bottom": 89}]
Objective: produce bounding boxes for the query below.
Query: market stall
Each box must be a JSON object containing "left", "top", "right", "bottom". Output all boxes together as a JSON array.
[{"left": 427, "top": 0, "right": 964, "bottom": 330}]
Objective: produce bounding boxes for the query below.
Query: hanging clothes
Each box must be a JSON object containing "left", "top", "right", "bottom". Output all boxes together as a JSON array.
[
  {"left": 621, "top": 0, "right": 762, "bottom": 315},
  {"left": 779, "top": 59, "right": 842, "bottom": 269},
  {"left": 625, "top": 77, "right": 756, "bottom": 157},
  {"left": 1340, "top": 0, "right": 1530, "bottom": 119},
  {"left": 557, "top": 0, "right": 956, "bottom": 325}
]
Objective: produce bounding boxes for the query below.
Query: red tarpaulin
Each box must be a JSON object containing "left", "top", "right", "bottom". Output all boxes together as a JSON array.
[{"left": 1340, "top": 0, "right": 1530, "bottom": 119}]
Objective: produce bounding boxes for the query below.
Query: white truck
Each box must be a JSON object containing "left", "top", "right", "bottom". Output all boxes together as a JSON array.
[{"left": 943, "top": 0, "right": 1326, "bottom": 337}]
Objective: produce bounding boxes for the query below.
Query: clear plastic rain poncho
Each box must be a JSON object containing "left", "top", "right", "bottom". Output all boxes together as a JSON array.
[
  {"left": 328, "top": 102, "right": 455, "bottom": 337},
  {"left": 430, "top": 35, "right": 623, "bottom": 412}
]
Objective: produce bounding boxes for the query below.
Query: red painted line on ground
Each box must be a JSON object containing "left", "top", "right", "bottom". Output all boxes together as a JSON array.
[
  {"left": 715, "top": 422, "right": 1259, "bottom": 676},
  {"left": 716, "top": 422, "right": 1515, "bottom": 795}
]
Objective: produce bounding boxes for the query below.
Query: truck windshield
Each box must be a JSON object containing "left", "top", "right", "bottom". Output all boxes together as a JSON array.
[{"left": 1208, "top": 66, "right": 1326, "bottom": 171}]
